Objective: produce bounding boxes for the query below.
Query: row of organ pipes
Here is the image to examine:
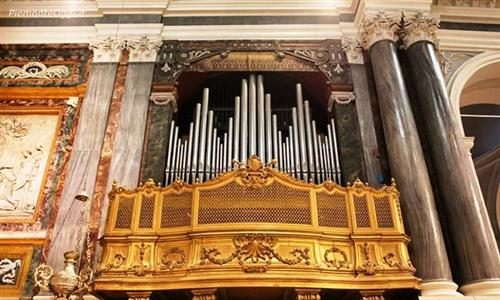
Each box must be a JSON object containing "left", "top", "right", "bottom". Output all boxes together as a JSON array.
[{"left": 165, "top": 74, "right": 342, "bottom": 185}]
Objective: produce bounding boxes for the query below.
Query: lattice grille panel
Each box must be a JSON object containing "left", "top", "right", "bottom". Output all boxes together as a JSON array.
[
  {"left": 138, "top": 195, "right": 156, "bottom": 229},
  {"left": 374, "top": 196, "right": 394, "bottom": 228},
  {"left": 353, "top": 195, "right": 371, "bottom": 228},
  {"left": 114, "top": 196, "right": 135, "bottom": 229},
  {"left": 198, "top": 181, "right": 311, "bottom": 224},
  {"left": 316, "top": 191, "right": 349, "bottom": 228},
  {"left": 161, "top": 191, "right": 193, "bottom": 228}
]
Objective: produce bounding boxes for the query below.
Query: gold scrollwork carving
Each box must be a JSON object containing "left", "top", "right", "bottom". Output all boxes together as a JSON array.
[
  {"left": 236, "top": 155, "right": 272, "bottom": 189},
  {"left": 383, "top": 253, "right": 403, "bottom": 270},
  {"left": 324, "top": 246, "right": 350, "bottom": 269},
  {"left": 159, "top": 247, "right": 186, "bottom": 270},
  {"left": 129, "top": 243, "right": 149, "bottom": 276},
  {"left": 357, "top": 242, "right": 379, "bottom": 276},
  {"left": 103, "top": 253, "right": 126, "bottom": 271},
  {"left": 201, "top": 234, "right": 310, "bottom": 273}
]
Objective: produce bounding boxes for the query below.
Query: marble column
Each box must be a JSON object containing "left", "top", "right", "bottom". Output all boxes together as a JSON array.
[
  {"left": 97, "top": 36, "right": 162, "bottom": 237},
  {"left": 47, "top": 38, "right": 124, "bottom": 271},
  {"left": 140, "top": 89, "right": 177, "bottom": 183},
  {"left": 342, "top": 37, "right": 384, "bottom": 186},
  {"left": 359, "top": 12, "right": 459, "bottom": 296},
  {"left": 402, "top": 12, "right": 500, "bottom": 296}
]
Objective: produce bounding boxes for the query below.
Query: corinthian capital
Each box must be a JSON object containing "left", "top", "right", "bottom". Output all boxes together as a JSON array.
[
  {"left": 401, "top": 12, "right": 440, "bottom": 48},
  {"left": 359, "top": 11, "right": 401, "bottom": 50},
  {"left": 342, "top": 37, "right": 364, "bottom": 64},
  {"left": 125, "top": 36, "right": 163, "bottom": 63},
  {"left": 89, "top": 37, "right": 126, "bottom": 63}
]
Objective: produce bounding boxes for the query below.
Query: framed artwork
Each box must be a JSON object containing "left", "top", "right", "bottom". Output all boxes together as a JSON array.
[{"left": 0, "top": 106, "right": 63, "bottom": 222}]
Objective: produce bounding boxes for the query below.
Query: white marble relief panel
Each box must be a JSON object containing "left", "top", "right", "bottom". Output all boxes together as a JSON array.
[{"left": 0, "top": 112, "right": 59, "bottom": 219}]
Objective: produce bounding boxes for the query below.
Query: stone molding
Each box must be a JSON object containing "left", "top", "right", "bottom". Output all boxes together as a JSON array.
[
  {"left": 125, "top": 36, "right": 163, "bottom": 63},
  {"left": 328, "top": 91, "right": 356, "bottom": 111},
  {"left": 401, "top": 11, "right": 440, "bottom": 48},
  {"left": 359, "top": 11, "right": 401, "bottom": 50},
  {"left": 420, "top": 280, "right": 463, "bottom": 296},
  {"left": 150, "top": 91, "right": 178, "bottom": 111},
  {"left": 341, "top": 36, "right": 364, "bottom": 64},
  {"left": 460, "top": 279, "right": 500, "bottom": 296}
]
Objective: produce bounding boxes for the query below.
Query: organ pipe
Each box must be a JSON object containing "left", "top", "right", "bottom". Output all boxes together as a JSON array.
[
  {"left": 296, "top": 84, "right": 308, "bottom": 179},
  {"left": 248, "top": 75, "right": 257, "bottom": 156},
  {"left": 204, "top": 110, "right": 214, "bottom": 179},
  {"left": 257, "top": 75, "right": 265, "bottom": 161},
  {"left": 164, "top": 74, "right": 342, "bottom": 185},
  {"left": 198, "top": 89, "right": 209, "bottom": 180},
  {"left": 191, "top": 103, "right": 201, "bottom": 182},
  {"left": 227, "top": 117, "right": 233, "bottom": 170},
  {"left": 241, "top": 81, "right": 248, "bottom": 162},
  {"left": 265, "top": 94, "right": 273, "bottom": 162},
  {"left": 233, "top": 97, "right": 240, "bottom": 162},
  {"left": 165, "top": 120, "right": 175, "bottom": 184}
]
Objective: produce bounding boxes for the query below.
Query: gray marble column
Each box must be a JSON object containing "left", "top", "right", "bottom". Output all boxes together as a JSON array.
[
  {"left": 48, "top": 38, "right": 123, "bottom": 271},
  {"left": 342, "top": 37, "right": 383, "bottom": 186},
  {"left": 98, "top": 37, "right": 161, "bottom": 237},
  {"left": 359, "top": 12, "right": 457, "bottom": 295},
  {"left": 402, "top": 12, "right": 500, "bottom": 295}
]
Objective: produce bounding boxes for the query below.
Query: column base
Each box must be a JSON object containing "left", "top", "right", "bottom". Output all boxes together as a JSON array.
[
  {"left": 460, "top": 280, "right": 500, "bottom": 296},
  {"left": 420, "top": 280, "right": 463, "bottom": 297}
]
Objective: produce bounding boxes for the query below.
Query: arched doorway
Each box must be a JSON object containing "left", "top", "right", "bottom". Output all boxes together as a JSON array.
[{"left": 449, "top": 57, "right": 500, "bottom": 246}]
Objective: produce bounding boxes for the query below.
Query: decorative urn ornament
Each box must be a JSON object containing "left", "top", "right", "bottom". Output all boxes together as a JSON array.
[{"left": 33, "top": 191, "right": 93, "bottom": 300}]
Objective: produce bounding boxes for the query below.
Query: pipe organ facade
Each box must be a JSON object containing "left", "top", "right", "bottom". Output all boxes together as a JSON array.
[
  {"left": 1, "top": 2, "right": 500, "bottom": 300},
  {"left": 164, "top": 74, "right": 342, "bottom": 185}
]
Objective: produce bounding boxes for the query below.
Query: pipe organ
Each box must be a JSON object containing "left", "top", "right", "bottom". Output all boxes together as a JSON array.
[{"left": 165, "top": 74, "right": 341, "bottom": 185}]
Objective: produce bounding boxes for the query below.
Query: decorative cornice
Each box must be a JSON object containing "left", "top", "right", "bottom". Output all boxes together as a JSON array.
[
  {"left": 359, "top": 11, "right": 401, "bottom": 50},
  {"left": 150, "top": 92, "right": 178, "bottom": 111},
  {"left": 0, "top": 62, "right": 69, "bottom": 79},
  {"left": 89, "top": 37, "right": 125, "bottom": 63},
  {"left": 401, "top": 11, "right": 440, "bottom": 48},
  {"left": 328, "top": 91, "right": 356, "bottom": 111},
  {"left": 125, "top": 36, "right": 163, "bottom": 63},
  {"left": 341, "top": 36, "right": 364, "bottom": 64}
]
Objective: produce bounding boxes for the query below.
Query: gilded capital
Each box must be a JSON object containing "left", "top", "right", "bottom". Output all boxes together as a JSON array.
[
  {"left": 401, "top": 12, "right": 440, "bottom": 48},
  {"left": 359, "top": 11, "right": 401, "bottom": 50},
  {"left": 89, "top": 37, "right": 125, "bottom": 63},
  {"left": 341, "top": 37, "right": 364, "bottom": 64},
  {"left": 125, "top": 36, "right": 163, "bottom": 63}
]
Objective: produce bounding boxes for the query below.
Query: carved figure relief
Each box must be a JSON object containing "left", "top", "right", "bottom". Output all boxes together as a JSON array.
[
  {"left": 0, "top": 258, "right": 21, "bottom": 285},
  {"left": 0, "top": 113, "right": 59, "bottom": 218}
]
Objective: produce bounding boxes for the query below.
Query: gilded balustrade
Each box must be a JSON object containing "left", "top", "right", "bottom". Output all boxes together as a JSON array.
[{"left": 94, "top": 156, "right": 419, "bottom": 295}]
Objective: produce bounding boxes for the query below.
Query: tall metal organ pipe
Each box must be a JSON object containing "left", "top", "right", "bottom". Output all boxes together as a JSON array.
[{"left": 164, "top": 74, "right": 342, "bottom": 185}]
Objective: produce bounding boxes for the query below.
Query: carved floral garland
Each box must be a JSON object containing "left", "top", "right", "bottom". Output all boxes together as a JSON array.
[{"left": 201, "top": 233, "right": 310, "bottom": 273}]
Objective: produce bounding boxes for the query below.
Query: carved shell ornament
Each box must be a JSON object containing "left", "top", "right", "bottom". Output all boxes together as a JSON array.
[{"left": 0, "top": 62, "right": 70, "bottom": 79}]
